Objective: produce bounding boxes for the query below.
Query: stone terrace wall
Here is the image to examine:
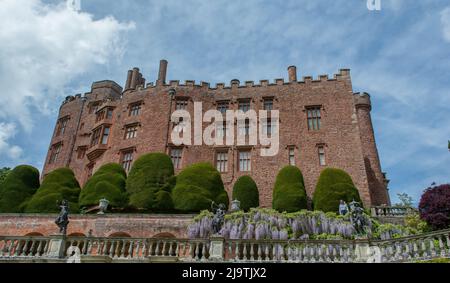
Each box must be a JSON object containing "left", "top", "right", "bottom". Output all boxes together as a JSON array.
[{"left": 0, "top": 214, "right": 194, "bottom": 238}]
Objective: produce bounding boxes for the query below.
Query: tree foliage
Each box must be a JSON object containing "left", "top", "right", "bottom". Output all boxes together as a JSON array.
[
  {"left": 0, "top": 165, "right": 40, "bottom": 213},
  {"left": 126, "top": 153, "right": 175, "bottom": 212},
  {"left": 419, "top": 184, "right": 450, "bottom": 230},
  {"left": 232, "top": 176, "right": 259, "bottom": 211},
  {"left": 79, "top": 163, "right": 128, "bottom": 210},
  {"left": 313, "top": 168, "right": 361, "bottom": 212},
  {"left": 272, "top": 166, "right": 307, "bottom": 213},
  {"left": 172, "top": 163, "right": 229, "bottom": 213},
  {"left": 25, "top": 168, "right": 81, "bottom": 213}
]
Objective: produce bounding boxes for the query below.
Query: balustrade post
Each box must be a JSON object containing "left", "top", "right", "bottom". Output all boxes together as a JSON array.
[
  {"left": 208, "top": 236, "right": 224, "bottom": 262},
  {"left": 46, "top": 235, "right": 67, "bottom": 259}
]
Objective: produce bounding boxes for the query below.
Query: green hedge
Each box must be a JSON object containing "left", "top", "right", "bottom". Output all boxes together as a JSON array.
[
  {"left": 25, "top": 168, "right": 81, "bottom": 213},
  {"left": 0, "top": 165, "right": 40, "bottom": 213},
  {"left": 313, "top": 168, "right": 362, "bottom": 212},
  {"left": 272, "top": 166, "right": 307, "bottom": 213},
  {"left": 172, "top": 163, "right": 229, "bottom": 213},
  {"left": 126, "top": 153, "right": 175, "bottom": 212},
  {"left": 232, "top": 176, "right": 259, "bottom": 211},
  {"left": 79, "top": 163, "right": 128, "bottom": 209}
]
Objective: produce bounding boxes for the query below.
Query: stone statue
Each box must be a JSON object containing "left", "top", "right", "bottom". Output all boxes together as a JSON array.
[
  {"left": 98, "top": 198, "right": 109, "bottom": 214},
  {"left": 211, "top": 202, "right": 226, "bottom": 235},
  {"left": 339, "top": 200, "right": 349, "bottom": 215},
  {"left": 66, "top": 246, "right": 81, "bottom": 263},
  {"left": 55, "top": 200, "right": 69, "bottom": 235},
  {"left": 349, "top": 200, "right": 368, "bottom": 235},
  {"left": 230, "top": 199, "right": 241, "bottom": 212}
]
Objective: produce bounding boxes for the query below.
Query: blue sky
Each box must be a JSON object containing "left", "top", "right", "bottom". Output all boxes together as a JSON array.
[{"left": 0, "top": 0, "right": 449, "bottom": 205}]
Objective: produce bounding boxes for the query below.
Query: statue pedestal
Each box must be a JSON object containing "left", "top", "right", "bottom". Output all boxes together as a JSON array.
[
  {"left": 47, "top": 235, "right": 66, "bottom": 259},
  {"left": 208, "top": 235, "right": 224, "bottom": 262}
]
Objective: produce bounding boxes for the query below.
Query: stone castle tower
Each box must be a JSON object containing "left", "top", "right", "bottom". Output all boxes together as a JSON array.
[{"left": 43, "top": 60, "right": 391, "bottom": 208}]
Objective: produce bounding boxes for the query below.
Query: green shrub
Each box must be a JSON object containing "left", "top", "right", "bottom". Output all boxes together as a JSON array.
[
  {"left": 79, "top": 163, "right": 128, "bottom": 209},
  {"left": 272, "top": 166, "right": 307, "bottom": 213},
  {"left": 313, "top": 168, "right": 361, "bottom": 212},
  {"left": 0, "top": 165, "right": 40, "bottom": 213},
  {"left": 25, "top": 168, "right": 81, "bottom": 213},
  {"left": 172, "top": 163, "right": 229, "bottom": 213},
  {"left": 232, "top": 176, "right": 259, "bottom": 211},
  {"left": 126, "top": 153, "right": 175, "bottom": 212}
]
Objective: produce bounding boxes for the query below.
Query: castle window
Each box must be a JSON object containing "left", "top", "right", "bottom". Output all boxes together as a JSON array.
[
  {"left": 263, "top": 98, "right": 274, "bottom": 111},
  {"left": 238, "top": 100, "right": 250, "bottom": 113},
  {"left": 77, "top": 146, "right": 87, "bottom": 159},
  {"left": 125, "top": 125, "right": 138, "bottom": 140},
  {"left": 129, "top": 103, "right": 142, "bottom": 116},
  {"left": 239, "top": 150, "right": 251, "bottom": 172},
  {"left": 217, "top": 102, "right": 229, "bottom": 114},
  {"left": 106, "top": 108, "right": 114, "bottom": 119},
  {"left": 91, "top": 127, "right": 102, "bottom": 147},
  {"left": 262, "top": 118, "right": 273, "bottom": 136},
  {"left": 121, "top": 151, "right": 134, "bottom": 172},
  {"left": 289, "top": 147, "right": 295, "bottom": 166},
  {"left": 318, "top": 146, "right": 326, "bottom": 166},
  {"left": 306, "top": 106, "right": 322, "bottom": 131},
  {"left": 170, "top": 148, "right": 183, "bottom": 169},
  {"left": 101, "top": 127, "right": 110, "bottom": 145},
  {"left": 56, "top": 117, "right": 69, "bottom": 136},
  {"left": 216, "top": 122, "right": 227, "bottom": 138},
  {"left": 216, "top": 152, "right": 228, "bottom": 173},
  {"left": 49, "top": 143, "right": 62, "bottom": 164},
  {"left": 96, "top": 107, "right": 113, "bottom": 122},
  {"left": 176, "top": 100, "right": 188, "bottom": 111},
  {"left": 91, "top": 125, "right": 110, "bottom": 147},
  {"left": 238, "top": 119, "right": 250, "bottom": 136},
  {"left": 96, "top": 110, "right": 105, "bottom": 122}
]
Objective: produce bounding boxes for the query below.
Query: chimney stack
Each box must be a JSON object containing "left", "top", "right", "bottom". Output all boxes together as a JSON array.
[
  {"left": 157, "top": 59, "right": 168, "bottom": 85},
  {"left": 130, "top": 67, "right": 140, "bottom": 89},
  {"left": 288, "top": 66, "right": 297, "bottom": 82},
  {"left": 125, "top": 70, "right": 133, "bottom": 90}
]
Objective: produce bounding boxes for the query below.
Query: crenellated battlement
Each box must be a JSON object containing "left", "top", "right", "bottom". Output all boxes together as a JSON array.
[{"left": 60, "top": 61, "right": 352, "bottom": 105}]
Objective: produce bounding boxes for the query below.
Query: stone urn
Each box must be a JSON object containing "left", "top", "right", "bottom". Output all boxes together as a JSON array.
[{"left": 230, "top": 199, "right": 241, "bottom": 212}]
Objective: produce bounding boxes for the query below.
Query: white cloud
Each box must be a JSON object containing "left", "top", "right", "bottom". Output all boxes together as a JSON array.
[
  {"left": 0, "top": 0, "right": 135, "bottom": 132},
  {"left": 0, "top": 123, "right": 23, "bottom": 160},
  {"left": 441, "top": 6, "right": 450, "bottom": 42}
]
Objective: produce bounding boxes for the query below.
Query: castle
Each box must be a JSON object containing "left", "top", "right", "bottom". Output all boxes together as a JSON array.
[{"left": 43, "top": 60, "right": 391, "bottom": 208}]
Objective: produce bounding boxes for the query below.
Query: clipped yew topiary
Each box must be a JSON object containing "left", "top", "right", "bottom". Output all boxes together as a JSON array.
[
  {"left": 126, "top": 153, "right": 175, "bottom": 212},
  {"left": 0, "top": 165, "right": 40, "bottom": 213},
  {"left": 79, "top": 163, "right": 128, "bottom": 210},
  {"left": 172, "top": 163, "right": 229, "bottom": 213},
  {"left": 25, "top": 168, "right": 81, "bottom": 213},
  {"left": 272, "top": 166, "right": 307, "bottom": 213},
  {"left": 313, "top": 168, "right": 361, "bottom": 213},
  {"left": 232, "top": 176, "right": 259, "bottom": 211}
]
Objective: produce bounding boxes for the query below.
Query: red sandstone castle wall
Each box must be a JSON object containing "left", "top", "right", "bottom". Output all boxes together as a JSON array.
[
  {"left": 42, "top": 63, "right": 390, "bottom": 208},
  {"left": 0, "top": 214, "right": 193, "bottom": 238}
]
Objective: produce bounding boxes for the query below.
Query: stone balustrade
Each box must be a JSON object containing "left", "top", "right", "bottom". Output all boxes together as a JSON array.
[
  {"left": 0, "top": 236, "right": 50, "bottom": 258},
  {"left": 371, "top": 229, "right": 450, "bottom": 263},
  {"left": 65, "top": 237, "right": 210, "bottom": 262},
  {"left": 371, "top": 206, "right": 417, "bottom": 217},
  {"left": 224, "top": 239, "right": 357, "bottom": 263},
  {"left": 1, "top": 228, "right": 449, "bottom": 263}
]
